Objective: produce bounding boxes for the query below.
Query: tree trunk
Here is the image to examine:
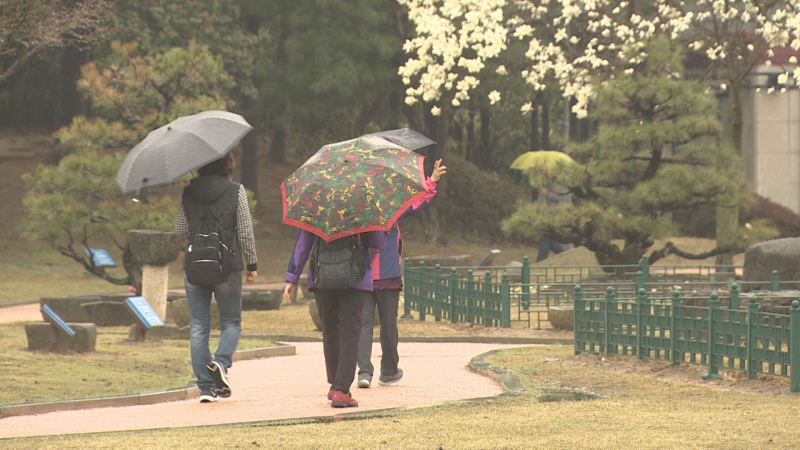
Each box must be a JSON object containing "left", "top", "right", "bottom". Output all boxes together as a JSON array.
[
  {"left": 268, "top": 13, "right": 292, "bottom": 163},
  {"left": 474, "top": 107, "right": 491, "bottom": 170},
  {"left": 530, "top": 102, "right": 540, "bottom": 150},
  {"left": 269, "top": 116, "right": 290, "bottom": 163},
  {"left": 466, "top": 110, "right": 476, "bottom": 162},
  {"left": 563, "top": 97, "right": 571, "bottom": 147},
  {"left": 420, "top": 103, "right": 451, "bottom": 245},
  {"left": 542, "top": 100, "right": 551, "bottom": 149},
  {"left": 715, "top": 80, "right": 744, "bottom": 268},
  {"left": 240, "top": 126, "right": 260, "bottom": 208},
  {"left": 56, "top": 46, "right": 90, "bottom": 127}
]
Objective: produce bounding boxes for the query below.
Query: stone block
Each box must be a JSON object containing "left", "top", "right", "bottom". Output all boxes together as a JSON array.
[
  {"left": 743, "top": 238, "right": 800, "bottom": 289},
  {"left": 40, "top": 296, "right": 99, "bottom": 322},
  {"left": 128, "top": 324, "right": 189, "bottom": 341},
  {"left": 127, "top": 230, "right": 183, "bottom": 266},
  {"left": 504, "top": 261, "right": 524, "bottom": 283},
  {"left": 170, "top": 298, "right": 219, "bottom": 329},
  {"left": 548, "top": 306, "right": 574, "bottom": 331},
  {"left": 82, "top": 301, "right": 136, "bottom": 327},
  {"left": 25, "top": 322, "right": 97, "bottom": 353},
  {"left": 242, "top": 290, "right": 282, "bottom": 311}
]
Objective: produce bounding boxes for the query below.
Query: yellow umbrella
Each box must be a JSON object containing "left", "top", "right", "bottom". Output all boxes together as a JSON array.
[{"left": 510, "top": 150, "right": 576, "bottom": 171}]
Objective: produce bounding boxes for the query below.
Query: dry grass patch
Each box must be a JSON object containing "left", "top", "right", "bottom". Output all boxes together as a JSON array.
[
  {"left": 0, "top": 324, "right": 274, "bottom": 406},
  {"left": 242, "top": 300, "right": 572, "bottom": 340},
  {"left": 13, "top": 345, "right": 800, "bottom": 450}
]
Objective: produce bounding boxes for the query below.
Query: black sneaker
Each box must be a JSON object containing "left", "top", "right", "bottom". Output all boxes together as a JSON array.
[
  {"left": 207, "top": 361, "right": 231, "bottom": 398},
  {"left": 378, "top": 368, "right": 404, "bottom": 386},
  {"left": 199, "top": 386, "right": 217, "bottom": 403},
  {"left": 357, "top": 372, "right": 372, "bottom": 388}
]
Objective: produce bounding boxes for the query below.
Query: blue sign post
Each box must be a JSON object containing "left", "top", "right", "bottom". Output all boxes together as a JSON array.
[
  {"left": 41, "top": 304, "right": 76, "bottom": 351},
  {"left": 124, "top": 296, "right": 164, "bottom": 341},
  {"left": 85, "top": 249, "right": 117, "bottom": 268}
]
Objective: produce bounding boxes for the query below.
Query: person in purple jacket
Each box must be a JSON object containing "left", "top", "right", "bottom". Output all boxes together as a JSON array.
[
  {"left": 283, "top": 229, "right": 387, "bottom": 408},
  {"left": 357, "top": 159, "right": 447, "bottom": 388}
]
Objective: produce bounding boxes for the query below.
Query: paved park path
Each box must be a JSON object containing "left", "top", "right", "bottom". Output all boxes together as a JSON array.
[{"left": 0, "top": 340, "right": 522, "bottom": 439}]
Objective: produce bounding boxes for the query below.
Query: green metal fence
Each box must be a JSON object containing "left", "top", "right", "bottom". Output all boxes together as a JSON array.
[
  {"left": 402, "top": 256, "right": 745, "bottom": 328},
  {"left": 574, "top": 286, "right": 800, "bottom": 392}
]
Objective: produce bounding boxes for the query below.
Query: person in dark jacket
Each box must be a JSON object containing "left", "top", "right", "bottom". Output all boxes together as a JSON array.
[
  {"left": 175, "top": 152, "right": 258, "bottom": 403},
  {"left": 284, "top": 229, "right": 387, "bottom": 408},
  {"left": 356, "top": 158, "right": 446, "bottom": 388}
]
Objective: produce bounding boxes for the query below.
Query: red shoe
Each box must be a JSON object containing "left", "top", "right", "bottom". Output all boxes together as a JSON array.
[
  {"left": 330, "top": 390, "right": 358, "bottom": 408},
  {"left": 327, "top": 388, "right": 334, "bottom": 400}
]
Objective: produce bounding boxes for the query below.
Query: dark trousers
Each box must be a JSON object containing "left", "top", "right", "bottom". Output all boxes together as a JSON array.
[
  {"left": 357, "top": 289, "right": 400, "bottom": 377},
  {"left": 314, "top": 288, "right": 368, "bottom": 394}
]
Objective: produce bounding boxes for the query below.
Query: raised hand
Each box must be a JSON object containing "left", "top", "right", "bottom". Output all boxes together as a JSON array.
[{"left": 431, "top": 158, "right": 447, "bottom": 182}]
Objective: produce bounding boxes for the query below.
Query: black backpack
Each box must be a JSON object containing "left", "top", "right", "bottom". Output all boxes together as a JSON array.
[
  {"left": 310, "top": 234, "right": 367, "bottom": 289},
  {"left": 185, "top": 207, "right": 234, "bottom": 286}
]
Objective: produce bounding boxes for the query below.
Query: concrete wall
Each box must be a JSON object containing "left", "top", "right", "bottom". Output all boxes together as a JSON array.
[{"left": 742, "top": 69, "right": 800, "bottom": 213}]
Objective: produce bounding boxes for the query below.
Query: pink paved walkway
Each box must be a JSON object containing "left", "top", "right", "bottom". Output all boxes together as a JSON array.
[
  {"left": 0, "top": 303, "right": 39, "bottom": 324},
  {"left": 0, "top": 341, "right": 523, "bottom": 439}
]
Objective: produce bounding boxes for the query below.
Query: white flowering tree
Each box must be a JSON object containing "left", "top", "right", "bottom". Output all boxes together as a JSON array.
[{"left": 398, "top": 0, "right": 800, "bottom": 261}]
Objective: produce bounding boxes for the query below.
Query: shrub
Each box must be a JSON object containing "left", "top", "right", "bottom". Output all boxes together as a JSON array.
[
  {"left": 435, "top": 154, "right": 528, "bottom": 240},
  {"left": 674, "top": 193, "right": 800, "bottom": 238}
]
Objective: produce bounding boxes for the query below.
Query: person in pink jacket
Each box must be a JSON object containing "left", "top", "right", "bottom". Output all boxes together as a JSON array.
[{"left": 357, "top": 159, "right": 447, "bottom": 388}]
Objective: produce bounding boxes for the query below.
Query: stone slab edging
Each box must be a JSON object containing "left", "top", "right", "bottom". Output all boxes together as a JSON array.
[{"left": 0, "top": 344, "right": 296, "bottom": 419}]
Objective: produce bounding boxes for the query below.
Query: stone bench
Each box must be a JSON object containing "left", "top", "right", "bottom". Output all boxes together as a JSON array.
[
  {"left": 242, "top": 289, "right": 283, "bottom": 311},
  {"left": 26, "top": 305, "right": 96, "bottom": 353},
  {"left": 24, "top": 322, "right": 97, "bottom": 353}
]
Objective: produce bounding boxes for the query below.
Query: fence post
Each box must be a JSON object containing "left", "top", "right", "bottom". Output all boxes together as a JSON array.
[
  {"left": 702, "top": 293, "right": 722, "bottom": 379},
  {"left": 790, "top": 301, "right": 800, "bottom": 393},
  {"left": 640, "top": 255, "right": 650, "bottom": 289},
  {"left": 729, "top": 282, "right": 739, "bottom": 311},
  {"left": 671, "top": 289, "right": 681, "bottom": 365},
  {"left": 746, "top": 296, "right": 758, "bottom": 380},
  {"left": 466, "top": 269, "right": 473, "bottom": 324},
  {"left": 522, "top": 256, "right": 530, "bottom": 311},
  {"left": 434, "top": 264, "right": 442, "bottom": 322},
  {"left": 401, "top": 258, "right": 413, "bottom": 319},
  {"left": 637, "top": 288, "right": 647, "bottom": 359},
  {"left": 418, "top": 261, "right": 426, "bottom": 321},
  {"left": 604, "top": 286, "right": 614, "bottom": 356},
  {"left": 483, "top": 270, "right": 492, "bottom": 327},
  {"left": 636, "top": 271, "right": 644, "bottom": 293},
  {"left": 450, "top": 268, "right": 458, "bottom": 324},
  {"left": 771, "top": 270, "right": 780, "bottom": 292},
  {"left": 574, "top": 285, "right": 582, "bottom": 355},
  {"left": 501, "top": 272, "right": 511, "bottom": 328}
]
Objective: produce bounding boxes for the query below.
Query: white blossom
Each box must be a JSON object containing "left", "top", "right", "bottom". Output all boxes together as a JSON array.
[
  {"left": 488, "top": 90, "right": 501, "bottom": 104},
  {"left": 431, "top": 105, "right": 441, "bottom": 116}
]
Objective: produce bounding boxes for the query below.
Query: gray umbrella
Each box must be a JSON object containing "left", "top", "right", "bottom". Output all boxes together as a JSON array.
[
  {"left": 365, "top": 128, "right": 435, "bottom": 151},
  {"left": 115, "top": 110, "right": 253, "bottom": 195}
]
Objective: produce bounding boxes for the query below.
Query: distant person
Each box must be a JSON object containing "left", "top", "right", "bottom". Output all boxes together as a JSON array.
[
  {"left": 175, "top": 152, "right": 258, "bottom": 403},
  {"left": 284, "top": 229, "right": 387, "bottom": 408},
  {"left": 536, "top": 185, "right": 574, "bottom": 262},
  {"left": 357, "top": 159, "right": 447, "bottom": 389}
]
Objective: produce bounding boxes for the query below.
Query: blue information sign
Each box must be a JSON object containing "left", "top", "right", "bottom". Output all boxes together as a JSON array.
[
  {"left": 85, "top": 249, "right": 117, "bottom": 268},
  {"left": 41, "top": 304, "right": 76, "bottom": 336},
  {"left": 124, "top": 297, "right": 165, "bottom": 329}
]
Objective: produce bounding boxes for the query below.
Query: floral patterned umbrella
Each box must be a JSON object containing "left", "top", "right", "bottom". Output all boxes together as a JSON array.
[{"left": 281, "top": 134, "right": 429, "bottom": 242}]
